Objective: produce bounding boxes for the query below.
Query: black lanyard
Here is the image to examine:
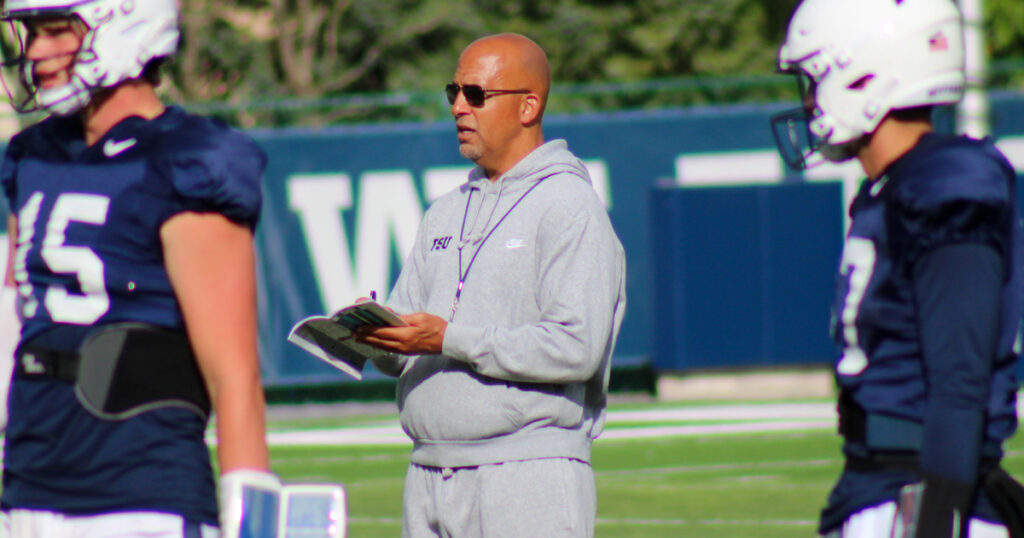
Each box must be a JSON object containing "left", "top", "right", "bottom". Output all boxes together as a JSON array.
[{"left": 450, "top": 176, "right": 548, "bottom": 321}]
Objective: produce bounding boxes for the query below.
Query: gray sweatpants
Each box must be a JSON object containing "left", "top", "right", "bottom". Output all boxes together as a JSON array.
[{"left": 402, "top": 458, "right": 596, "bottom": 538}]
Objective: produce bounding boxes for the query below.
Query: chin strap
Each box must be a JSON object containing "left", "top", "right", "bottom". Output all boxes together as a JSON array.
[
  {"left": 819, "top": 135, "right": 869, "bottom": 165},
  {"left": 34, "top": 77, "right": 93, "bottom": 116}
]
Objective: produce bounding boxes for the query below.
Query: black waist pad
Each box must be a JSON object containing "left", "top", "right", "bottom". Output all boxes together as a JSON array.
[{"left": 75, "top": 323, "right": 211, "bottom": 420}]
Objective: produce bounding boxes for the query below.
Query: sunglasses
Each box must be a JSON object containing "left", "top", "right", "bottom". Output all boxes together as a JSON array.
[{"left": 445, "top": 83, "right": 530, "bottom": 107}]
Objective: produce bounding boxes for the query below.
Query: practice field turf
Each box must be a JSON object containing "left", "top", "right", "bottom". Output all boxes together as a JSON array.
[{"left": 263, "top": 400, "right": 1024, "bottom": 538}]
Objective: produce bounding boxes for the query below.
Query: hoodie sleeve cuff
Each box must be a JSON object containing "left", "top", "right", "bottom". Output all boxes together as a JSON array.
[{"left": 442, "top": 323, "right": 484, "bottom": 363}]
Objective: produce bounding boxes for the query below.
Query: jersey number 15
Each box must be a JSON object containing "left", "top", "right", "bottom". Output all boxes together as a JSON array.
[{"left": 14, "top": 191, "right": 111, "bottom": 324}]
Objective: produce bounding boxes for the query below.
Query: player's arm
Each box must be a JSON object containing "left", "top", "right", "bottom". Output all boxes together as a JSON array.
[
  {"left": 161, "top": 211, "right": 270, "bottom": 473},
  {"left": 0, "top": 214, "right": 17, "bottom": 433},
  {"left": 4, "top": 215, "right": 14, "bottom": 287},
  {"left": 911, "top": 241, "right": 1003, "bottom": 537}
]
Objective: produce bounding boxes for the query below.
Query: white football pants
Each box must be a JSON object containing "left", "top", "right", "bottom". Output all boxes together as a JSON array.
[
  {"left": 821, "top": 501, "right": 1008, "bottom": 538},
  {"left": 2, "top": 510, "right": 218, "bottom": 538}
]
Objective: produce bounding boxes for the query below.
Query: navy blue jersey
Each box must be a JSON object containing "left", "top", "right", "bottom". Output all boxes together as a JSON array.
[
  {"left": 820, "top": 133, "right": 1023, "bottom": 532},
  {"left": 0, "top": 106, "right": 264, "bottom": 523}
]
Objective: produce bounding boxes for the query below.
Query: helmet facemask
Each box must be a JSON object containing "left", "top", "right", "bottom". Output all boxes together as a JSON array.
[
  {"left": 0, "top": 0, "right": 179, "bottom": 117},
  {"left": 1, "top": 14, "right": 91, "bottom": 115},
  {"left": 771, "top": 51, "right": 873, "bottom": 171}
]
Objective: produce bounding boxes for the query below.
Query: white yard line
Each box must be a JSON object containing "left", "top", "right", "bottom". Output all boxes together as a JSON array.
[
  {"left": 607, "top": 402, "right": 836, "bottom": 422},
  {"left": 259, "top": 402, "right": 840, "bottom": 447},
  {"left": 260, "top": 399, "right": 1024, "bottom": 447},
  {"left": 346, "top": 516, "right": 817, "bottom": 528},
  {"left": 593, "top": 517, "right": 817, "bottom": 528},
  {"left": 596, "top": 457, "right": 838, "bottom": 476},
  {"left": 269, "top": 425, "right": 411, "bottom": 446},
  {"left": 598, "top": 420, "right": 835, "bottom": 441}
]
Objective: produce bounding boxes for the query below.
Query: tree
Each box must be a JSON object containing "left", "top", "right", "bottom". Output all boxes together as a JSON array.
[
  {"left": 984, "top": 0, "right": 1024, "bottom": 89},
  {"left": 170, "top": 0, "right": 467, "bottom": 126},
  {"left": 159, "top": 0, "right": 1021, "bottom": 127}
]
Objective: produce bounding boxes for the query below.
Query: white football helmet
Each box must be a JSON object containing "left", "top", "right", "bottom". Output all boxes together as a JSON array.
[
  {"left": 1, "top": 0, "right": 179, "bottom": 116},
  {"left": 771, "top": 0, "right": 966, "bottom": 169}
]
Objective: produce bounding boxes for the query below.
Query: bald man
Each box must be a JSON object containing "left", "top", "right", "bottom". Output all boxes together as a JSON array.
[{"left": 362, "top": 34, "right": 626, "bottom": 537}]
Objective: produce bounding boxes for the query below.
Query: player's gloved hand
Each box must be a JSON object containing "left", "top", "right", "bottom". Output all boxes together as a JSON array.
[
  {"left": 219, "top": 469, "right": 282, "bottom": 538},
  {"left": 913, "top": 474, "right": 974, "bottom": 538}
]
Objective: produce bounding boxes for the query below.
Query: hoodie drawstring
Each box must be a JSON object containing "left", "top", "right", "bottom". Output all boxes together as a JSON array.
[{"left": 450, "top": 174, "right": 553, "bottom": 321}]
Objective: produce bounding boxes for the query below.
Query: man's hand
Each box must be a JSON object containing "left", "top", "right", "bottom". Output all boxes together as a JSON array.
[{"left": 358, "top": 312, "right": 447, "bottom": 355}]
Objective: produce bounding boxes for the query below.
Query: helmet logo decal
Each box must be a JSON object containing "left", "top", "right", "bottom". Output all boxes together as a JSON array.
[
  {"left": 847, "top": 75, "right": 874, "bottom": 91},
  {"left": 928, "top": 84, "right": 964, "bottom": 98},
  {"left": 929, "top": 32, "right": 949, "bottom": 52}
]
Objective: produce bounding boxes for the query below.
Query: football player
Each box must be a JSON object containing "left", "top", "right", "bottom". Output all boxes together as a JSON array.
[
  {"left": 772, "top": 0, "right": 1024, "bottom": 537},
  {"left": 0, "top": 1, "right": 277, "bottom": 536}
]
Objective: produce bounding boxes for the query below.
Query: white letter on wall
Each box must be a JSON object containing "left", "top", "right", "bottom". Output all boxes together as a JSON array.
[
  {"left": 288, "top": 171, "right": 424, "bottom": 313},
  {"left": 288, "top": 173, "right": 354, "bottom": 312},
  {"left": 354, "top": 170, "right": 423, "bottom": 306}
]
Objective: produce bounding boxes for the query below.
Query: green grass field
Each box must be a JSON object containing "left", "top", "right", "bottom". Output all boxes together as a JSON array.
[{"left": 262, "top": 400, "right": 1024, "bottom": 537}]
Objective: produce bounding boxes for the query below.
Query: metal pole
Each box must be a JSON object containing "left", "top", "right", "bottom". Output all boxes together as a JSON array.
[{"left": 957, "top": 0, "right": 990, "bottom": 138}]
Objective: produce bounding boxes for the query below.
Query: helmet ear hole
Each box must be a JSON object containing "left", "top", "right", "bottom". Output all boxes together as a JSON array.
[{"left": 847, "top": 75, "right": 874, "bottom": 91}]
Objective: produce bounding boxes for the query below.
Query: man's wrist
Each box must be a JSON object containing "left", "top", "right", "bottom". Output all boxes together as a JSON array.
[{"left": 219, "top": 469, "right": 281, "bottom": 537}]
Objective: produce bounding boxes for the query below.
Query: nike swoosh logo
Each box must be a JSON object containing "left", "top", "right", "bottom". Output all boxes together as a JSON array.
[
  {"left": 103, "top": 137, "right": 137, "bottom": 157},
  {"left": 869, "top": 176, "right": 889, "bottom": 197}
]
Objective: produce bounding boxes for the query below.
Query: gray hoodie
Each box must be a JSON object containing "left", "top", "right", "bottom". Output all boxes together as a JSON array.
[{"left": 376, "top": 139, "right": 627, "bottom": 468}]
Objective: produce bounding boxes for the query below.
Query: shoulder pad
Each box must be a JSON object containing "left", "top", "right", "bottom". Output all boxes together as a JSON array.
[
  {"left": 155, "top": 114, "right": 267, "bottom": 228},
  {"left": 0, "top": 118, "right": 58, "bottom": 209},
  {"left": 1, "top": 131, "right": 24, "bottom": 207},
  {"left": 891, "top": 137, "right": 1015, "bottom": 212},
  {"left": 887, "top": 137, "right": 1017, "bottom": 264}
]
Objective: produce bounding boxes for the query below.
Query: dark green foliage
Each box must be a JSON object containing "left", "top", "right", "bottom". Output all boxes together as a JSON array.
[{"left": 165, "top": 0, "right": 1023, "bottom": 127}]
